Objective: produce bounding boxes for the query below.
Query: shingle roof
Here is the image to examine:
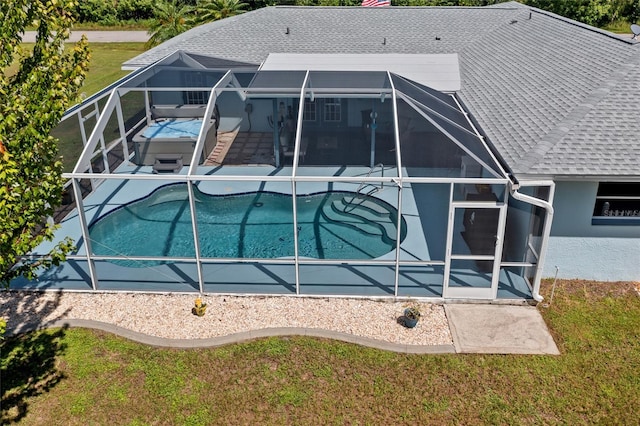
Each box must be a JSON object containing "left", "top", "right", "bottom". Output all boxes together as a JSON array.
[
  {"left": 525, "top": 54, "right": 640, "bottom": 176},
  {"left": 124, "top": 5, "right": 640, "bottom": 178},
  {"left": 125, "top": 6, "right": 518, "bottom": 67}
]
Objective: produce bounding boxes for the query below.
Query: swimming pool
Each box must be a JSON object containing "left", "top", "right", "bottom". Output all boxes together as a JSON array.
[{"left": 89, "top": 184, "right": 407, "bottom": 266}]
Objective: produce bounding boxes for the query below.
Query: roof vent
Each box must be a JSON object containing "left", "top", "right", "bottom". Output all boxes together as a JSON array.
[
  {"left": 285, "top": 27, "right": 290, "bottom": 35},
  {"left": 631, "top": 24, "right": 640, "bottom": 40}
]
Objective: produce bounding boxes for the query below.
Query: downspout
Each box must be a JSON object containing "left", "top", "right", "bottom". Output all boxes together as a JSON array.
[{"left": 509, "top": 179, "right": 555, "bottom": 302}]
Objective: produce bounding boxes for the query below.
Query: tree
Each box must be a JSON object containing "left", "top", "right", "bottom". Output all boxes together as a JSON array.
[
  {"left": 618, "top": 0, "right": 640, "bottom": 24},
  {"left": 0, "top": 0, "right": 89, "bottom": 288},
  {"left": 75, "top": 0, "right": 118, "bottom": 25},
  {"left": 191, "top": 0, "right": 248, "bottom": 26},
  {"left": 146, "top": 0, "right": 195, "bottom": 48},
  {"left": 523, "top": 0, "right": 614, "bottom": 27}
]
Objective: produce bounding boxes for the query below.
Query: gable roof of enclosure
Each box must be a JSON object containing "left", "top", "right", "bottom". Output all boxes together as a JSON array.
[{"left": 71, "top": 50, "right": 507, "bottom": 182}]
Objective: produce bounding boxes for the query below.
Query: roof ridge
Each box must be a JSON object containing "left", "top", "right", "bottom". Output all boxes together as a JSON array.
[
  {"left": 269, "top": 5, "right": 521, "bottom": 10},
  {"left": 516, "top": 51, "right": 640, "bottom": 173}
]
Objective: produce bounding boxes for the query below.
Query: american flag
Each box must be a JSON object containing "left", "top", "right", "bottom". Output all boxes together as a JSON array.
[{"left": 361, "top": 0, "right": 390, "bottom": 6}]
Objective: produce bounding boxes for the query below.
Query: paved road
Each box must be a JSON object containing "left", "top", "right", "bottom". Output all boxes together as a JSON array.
[{"left": 22, "top": 31, "right": 149, "bottom": 43}]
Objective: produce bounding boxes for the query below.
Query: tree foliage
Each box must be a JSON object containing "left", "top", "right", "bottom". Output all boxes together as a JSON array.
[
  {"left": 192, "top": 0, "right": 249, "bottom": 26},
  {"left": 0, "top": 1, "right": 90, "bottom": 287},
  {"left": 75, "top": 0, "right": 156, "bottom": 25},
  {"left": 523, "top": 0, "right": 638, "bottom": 27},
  {"left": 146, "top": 0, "right": 248, "bottom": 47},
  {"left": 116, "top": 0, "right": 157, "bottom": 21},
  {"left": 75, "top": 0, "right": 119, "bottom": 25},
  {"left": 146, "top": 0, "right": 195, "bottom": 47}
]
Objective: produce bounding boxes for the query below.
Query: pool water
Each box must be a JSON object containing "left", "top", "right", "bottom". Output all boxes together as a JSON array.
[{"left": 89, "top": 184, "right": 406, "bottom": 266}]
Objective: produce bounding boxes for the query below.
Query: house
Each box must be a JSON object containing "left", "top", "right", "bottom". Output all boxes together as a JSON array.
[{"left": 19, "top": 3, "right": 639, "bottom": 300}]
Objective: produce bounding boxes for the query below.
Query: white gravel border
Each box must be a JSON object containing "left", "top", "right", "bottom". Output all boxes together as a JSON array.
[{"left": 1, "top": 292, "right": 453, "bottom": 346}]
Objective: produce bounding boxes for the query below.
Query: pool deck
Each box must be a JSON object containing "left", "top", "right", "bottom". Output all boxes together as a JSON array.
[{"left": 16, "top": 165, "right": 532, "bottom": 300}]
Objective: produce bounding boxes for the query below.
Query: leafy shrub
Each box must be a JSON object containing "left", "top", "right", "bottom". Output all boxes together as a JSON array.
[
  {"left": 117, "top": 0, "right": 156, "bottom": 21},
  {"left": 76, "top": 0, "right": 118, "bottom": 24}
]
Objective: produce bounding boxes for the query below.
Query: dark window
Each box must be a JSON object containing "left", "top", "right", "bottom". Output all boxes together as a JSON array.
[{"left": 592, "top": 182, "right": 640, "bottom": 225}]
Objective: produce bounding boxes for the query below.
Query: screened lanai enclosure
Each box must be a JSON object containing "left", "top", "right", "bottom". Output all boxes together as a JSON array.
[{"left": 16, "top": 51, "right": 553, "bottom": 301}]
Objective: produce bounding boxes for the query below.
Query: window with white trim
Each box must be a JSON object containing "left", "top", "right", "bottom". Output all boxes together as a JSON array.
[
  {"left": 183, "top": 72, "right": 208, "bottom": 105},
  {"left": 592, "top": 182, "right": 640, "bottom": 225},
  {"left": 303, "top": 100, "right": 316, "bottom": 121},
  {"left": 323, "top": 98, "right": 342, "bottom": 122}
]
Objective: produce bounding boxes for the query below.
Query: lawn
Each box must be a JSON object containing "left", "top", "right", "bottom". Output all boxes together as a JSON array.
[
  {"left": 80, "top": 42, "right": 147, "bottom": 98},
  {"left": 9, "top": 42, "right": 145, "bottom": 99},
  {"left": 2, "top": 280, "right": 639, "bottom": 424},
  {"left": 7, "top": 42, "right": 145, "bottom": 171},
  {"left": 10, "top": 42, "right": 145, "bottom": 171},
  {"left": 46, "top": 42, "right": 146, "bottom": 171}
]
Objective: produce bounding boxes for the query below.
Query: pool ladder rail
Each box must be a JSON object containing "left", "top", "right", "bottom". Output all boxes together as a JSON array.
[{"left": 344, "top": 163, "right": 385, "bottom": 212}]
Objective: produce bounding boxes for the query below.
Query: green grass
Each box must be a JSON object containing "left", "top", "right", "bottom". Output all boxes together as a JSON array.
[
  {"left": 602, "top": 20, "right": 638, "bottom": 34},
  {"left": 42, "top": 42, "right": 146, "bottom": 171},
  {"left": 2, "top": 280, "right": 639, "bottom": 424},
  {"left": 81, "top": 42, "right": 147, "bottom": 99},
  {"left": 9, "top": 42, "right": 145, "bottom": 99},
  {"left": 9, "top": 42, "right": 146, "bottom": 170},
  {"left": 73, "top": 21, "right": 151, "bottom": 31}
]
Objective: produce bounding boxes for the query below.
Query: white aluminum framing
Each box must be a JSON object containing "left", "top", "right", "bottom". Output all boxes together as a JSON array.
[
  {"left": 292, "top": 71, "right": 311, "bottom": 295},
  {"left": 397, "top": 93, "right": 504, "bottom": 180},
  {"left": 508, "top": 180, "right": 556, "bottom": 301},
  {"left": 48, "top": 63, "right": 556, "bottom": 301},
  {"left": 443, "top": 195, "right": 508, "bottom": 299}
]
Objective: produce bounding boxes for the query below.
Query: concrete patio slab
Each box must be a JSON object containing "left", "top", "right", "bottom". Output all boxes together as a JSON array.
[{"left": 445, "top": 304, "right": 560, "bottom": 355}]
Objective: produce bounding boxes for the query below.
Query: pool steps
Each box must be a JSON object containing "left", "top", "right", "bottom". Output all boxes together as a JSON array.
[
  {"left": 339, "top": 194, "right": 389, "bottom": 216},
  {"left": 321, "top": 196, "right": 397, "bottom": 243}
]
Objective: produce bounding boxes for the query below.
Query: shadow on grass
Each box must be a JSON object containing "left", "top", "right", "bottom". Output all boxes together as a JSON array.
[{"left": 0, "top": 289, "right": 70, "bottom": 423}]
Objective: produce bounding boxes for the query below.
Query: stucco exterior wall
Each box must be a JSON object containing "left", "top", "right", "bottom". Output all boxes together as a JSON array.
[{"left": 543, "top": 181, "right": 640, "bottom": 281}]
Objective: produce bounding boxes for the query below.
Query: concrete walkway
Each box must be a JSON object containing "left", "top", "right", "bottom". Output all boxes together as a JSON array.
[
  {"left": 446, "top": 304, "right": 560, "bottom": 355},
  {"left": 21, "top": 31, "right": 149, "bottom": 43},
  {"left": 8, "top": 304, "right": 560, "bottom": 355}
]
